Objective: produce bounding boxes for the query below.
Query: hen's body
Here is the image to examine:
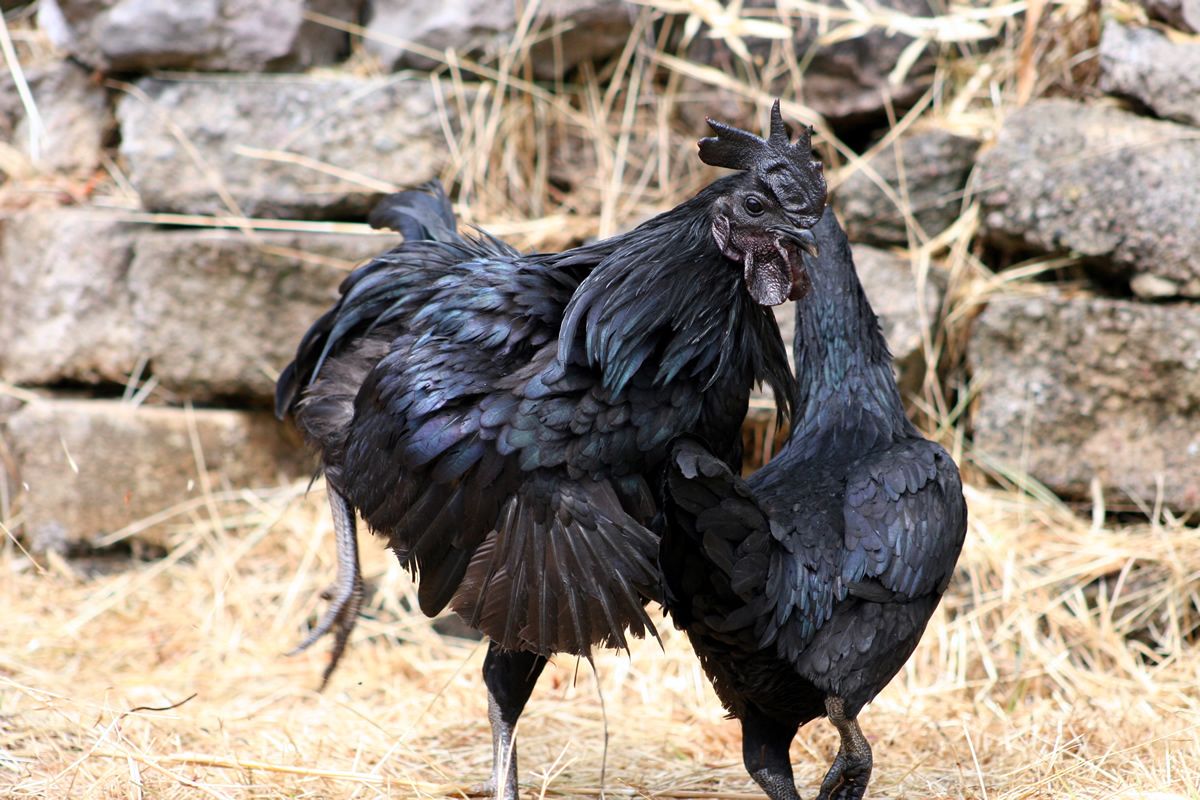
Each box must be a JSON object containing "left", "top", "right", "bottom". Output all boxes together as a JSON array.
[{"left": 662, "top": 209, "right": 967, "bottom": 800}]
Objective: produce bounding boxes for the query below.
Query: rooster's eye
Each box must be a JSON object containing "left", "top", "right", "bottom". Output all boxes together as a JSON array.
[{"left": 743, "top": 195, "right": 765, "bottom": 216}]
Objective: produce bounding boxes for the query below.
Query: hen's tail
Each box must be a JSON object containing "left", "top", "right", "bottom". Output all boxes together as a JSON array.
[
  {"left": 274, "top": 181, "right": 458, "bottom": 421},
  {"left": 368, "top": 180, "right": 457, "bottom": 241}
]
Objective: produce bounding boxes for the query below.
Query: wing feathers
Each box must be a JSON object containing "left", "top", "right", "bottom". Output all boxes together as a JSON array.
[{"left": 841, "top": 440, "right": 967, "bottom": 602}]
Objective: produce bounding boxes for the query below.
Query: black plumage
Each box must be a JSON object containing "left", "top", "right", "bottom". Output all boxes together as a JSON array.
[
  {"left": 276, "top": 104, "right": 827, "bottom": 798},
  {"left": 661, "top": 208, "right": 968, "bottom": 800}
]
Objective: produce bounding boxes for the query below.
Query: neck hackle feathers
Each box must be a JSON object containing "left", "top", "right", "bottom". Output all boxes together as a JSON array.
[{"left": 698, "top": 100, "right": 827, "bottom": 226}]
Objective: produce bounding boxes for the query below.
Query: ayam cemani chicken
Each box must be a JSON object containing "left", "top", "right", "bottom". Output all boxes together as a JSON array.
[
  {"left": 662, "top": 209, "right": 967, "bottom": 800},
  {"left": 275, "top": 102, "right": 827, "bottom": 798}
]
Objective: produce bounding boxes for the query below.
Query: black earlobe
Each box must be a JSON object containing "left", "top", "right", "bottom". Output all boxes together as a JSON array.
[{"left": 712, "top": 214, "right": 732, "bottom": 255}]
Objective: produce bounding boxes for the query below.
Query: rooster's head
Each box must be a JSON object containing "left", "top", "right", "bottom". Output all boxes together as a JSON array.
[{"left": 699, "top": 100, "right": 827, "bottom": 306}]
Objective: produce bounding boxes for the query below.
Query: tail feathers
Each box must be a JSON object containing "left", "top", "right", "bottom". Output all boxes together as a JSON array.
[
  {"left": 275, "top": 360, "right": 300, "bottom": 420},
  {"left": 369, "top": 180, "right": 458, "bottom": 242},
  {"left": 275, "top": 299, "right": 347, "bottom": 420},
  {"left": 448, "top": 476, "right": 660, "bottom": 657}
]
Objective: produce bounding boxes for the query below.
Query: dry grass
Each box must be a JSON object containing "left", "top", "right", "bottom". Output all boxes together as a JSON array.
[
  {"left": 4, "top": 0, "right": 1200, "bottom": 797},
  {"left": 3, "top": 479, "right": 1198, "bottom": 799}
]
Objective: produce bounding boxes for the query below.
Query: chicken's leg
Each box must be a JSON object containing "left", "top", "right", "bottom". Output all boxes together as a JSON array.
[
  {"left": 741, "top": 705, "right": 801, "bottom": 800},
  {"left": 816, "top": 697, "right": 873, "bottom": 800},
  {"left": 288, "top": 486, "right": 364, "bottom": 689},
  {"left": 480, "top": 642, "right": 547, "bottom": 800}
]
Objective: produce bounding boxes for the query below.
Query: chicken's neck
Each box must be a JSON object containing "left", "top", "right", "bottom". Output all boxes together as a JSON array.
[
  {"left": 555, "top": 191, "right": 793, "bottom": 424},
  {"left": 783, "top": 220, "right": 917, "bottom": 464}
]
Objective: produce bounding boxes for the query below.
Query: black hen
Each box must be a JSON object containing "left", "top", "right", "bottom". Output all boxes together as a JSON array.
[
  {"left": 276, "top": 102, "right": 827, "bottom": 798},
  {"left": 662, "top": 209, "right": 967, "bottom": 800}
]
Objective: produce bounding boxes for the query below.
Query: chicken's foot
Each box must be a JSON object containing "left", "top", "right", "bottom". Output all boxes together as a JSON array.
[
  {"left": 288, "top": 486, "right": 364, "bottom": 690},
  {"left": 817, "top": 696, "right": 873, "bottom": 800}
]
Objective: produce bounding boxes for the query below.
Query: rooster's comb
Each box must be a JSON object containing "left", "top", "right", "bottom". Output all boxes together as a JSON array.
[{"left": 698, "top": 100, "right": 826, "bottom": 225}]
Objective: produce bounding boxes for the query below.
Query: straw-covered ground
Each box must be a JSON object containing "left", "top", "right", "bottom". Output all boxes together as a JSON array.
[
  {"left": 3, "top": 479, "right": 1199, "bottom": 799},
  {"left": 3, "top": 0, "right": 1200, "bottom": 797}
]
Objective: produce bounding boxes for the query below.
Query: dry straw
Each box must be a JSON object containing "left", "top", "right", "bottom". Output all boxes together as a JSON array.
[
  {"left": 3, "top": 0, "right": 1199, "bottom": 797},
  {"left": 3, "top": 478, "right": 1197, "bottom": 798}
]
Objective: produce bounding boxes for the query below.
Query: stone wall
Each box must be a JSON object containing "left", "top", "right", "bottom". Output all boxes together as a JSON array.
[
  {"left": 969, "top": 13, "right": 1200, "bottom": 510},
  {"left": 1, "top": 0, "right": 1198, "bottom": 555}
]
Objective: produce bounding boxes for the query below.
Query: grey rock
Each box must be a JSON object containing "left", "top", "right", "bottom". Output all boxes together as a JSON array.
[
  {"left": 0, "top": 211, "right": 138, "bottom": 385},
  {"left": 117, "top": 76, "right": 450, "bottom": 218},
  {"left": 37, "top": 0, "right": 359, "bottom": 72},
  {"left": 0, "top": 208, "right": 390, "bottom": 399},
  {"left": 755, "top": 241, "right": 941, "bottom": 411},
  {"left": 1139, "top": 0, "right": 1200, "bottom": 32},
  {"left": 969, "top": 292, "right": 1200, "bottom": 512},
  {"left": 127, "top": 227, "right": 387, "bottom": 399},
  {"left": 850, "top": 244, "right": 942, "bottom": 380},
  {"left": 2, "top": 399, "right": 309, "bottom": 552},
  {"left": 0, "top": 394, "right": 19, "bottom": 525},
  {"left": 364, "top": 0, "right": 634, "bottom": 80},
  {"left": 1099, "top": 22, "right": 1200, "bottom": 127},
  {"left": 0, "top": 59, "right": 110, "bottom": 176},
  {"left": 976, "top": 100, "right": 1200, "bottom": 298},
  {"left": 837, "top": 128, "right": 979, "bottom": 247},
  {"left": 683, "top": 0, "right": 943, "bottom": 127}
]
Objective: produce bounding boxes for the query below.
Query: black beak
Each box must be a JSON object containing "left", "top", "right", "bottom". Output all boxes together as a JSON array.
[{"left": 773, "top": 226, "right": 820, "bottom": 258}]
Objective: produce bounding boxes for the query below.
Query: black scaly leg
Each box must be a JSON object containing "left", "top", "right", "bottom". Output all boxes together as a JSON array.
[
  {"left": 816, "top": 697, "right": 873, "bottom": 800},
  {"left": 288, "top": 486, "right": 364, "bottom": 690},
  {"left": 741, "top": 705, "right": 801, "bottom": 800},
  {"left": 480, "top": 642, "right": 547, "bottom": 800}
]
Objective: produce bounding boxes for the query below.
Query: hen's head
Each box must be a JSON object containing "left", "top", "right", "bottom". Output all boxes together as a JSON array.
[{"left": 700, "top": 100, "right": 827, "bottom": 306}]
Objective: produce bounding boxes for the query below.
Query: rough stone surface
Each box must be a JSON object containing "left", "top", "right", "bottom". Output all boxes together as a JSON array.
[
  {"left": 1099, "top": 22, "right": 1200, "bottom": 127},
  {"left": 0, "top": 211, "right": 138, "bottom": 386},
  {"left": 969, "top": 292, "right": 1200, "bottom": 511},
  {"left": 0, "top": 399, "right": 15, "bottom": 525},
  {"left": 976, "top": 100, "right": 1200, "bottom": 298},
  {"left": 683, "top": 0, "right": 943, "bottom": 127},
  {"left": 1139, "top": 0, "right": 1200, "bottom": 32},
  {"left": 2, "top": 399, "right": 309, "bottom": 552},
  {"left": 365, "top": 0, "right": 634, "bottom": 80},
  {"left": 37, "top": 0, "right": 360, "bottom": 72},
  {"left": 837, "top": 128, "right": 979, "bottom": 247},
  {"left": 0, "top": 208, "right": 390, "bottom": 399},
  {"left": 117, "top": 77, "right": 451, "bottom": 218},
  {"left": 757, "top": 241, "right": 941, "bottom": 408},
  {"left": 0, "top": 59, "right": 110, "bottom": 176},
  {"left": 127, "top": 228, "right": 387, "bottom": 399},
  {"left": 848, "top": 245, "right": 942, "bottom": 380}
]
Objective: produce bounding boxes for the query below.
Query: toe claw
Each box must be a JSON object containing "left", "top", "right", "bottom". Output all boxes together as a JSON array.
[
  {"left": 289, "top": 573, "right": 364, "bottom": 690},
  {"left": 816, "top": 751, "right": 871, "bottom": 800},
  {"left": 289, "top": 576, "right": 363, "bottom": 655},
  {"left": 290, "top": 487, "right": 364, "bottom": 689}
]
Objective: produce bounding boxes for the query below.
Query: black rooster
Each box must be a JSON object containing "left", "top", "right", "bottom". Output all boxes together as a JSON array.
[
  {"left": 275, "top": 103, "right": 827, "bottom": 798},
  {"left": 662, "top": 209, "right": 967, "bottom": 800}
]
